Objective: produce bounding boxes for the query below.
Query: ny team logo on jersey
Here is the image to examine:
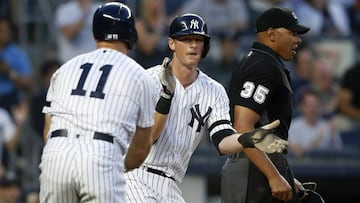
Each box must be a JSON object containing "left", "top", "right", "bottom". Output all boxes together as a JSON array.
[{"left": 188, "top": 104, "right": 212, "bottom": 132}]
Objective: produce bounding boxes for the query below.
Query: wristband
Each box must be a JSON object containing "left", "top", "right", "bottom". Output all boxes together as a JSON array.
[{"left": 155, "top": 95, "right": 173, "bottom": 114}]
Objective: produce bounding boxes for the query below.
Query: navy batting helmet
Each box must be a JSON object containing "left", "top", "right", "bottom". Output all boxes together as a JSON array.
[
  {"left": 169, "top": 14, "right": 210, "bottom": 58},
  {"left": 92, "top": 2, "right": 137, "bottom": 49}
]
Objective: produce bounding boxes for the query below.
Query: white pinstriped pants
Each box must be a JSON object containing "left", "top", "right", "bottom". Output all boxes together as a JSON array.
[
  {"left": 125, "top": 167, "right": 185, "bottom": 203},
  {"left": 39, "top": 132, "right": 124, "bottom": 203}
]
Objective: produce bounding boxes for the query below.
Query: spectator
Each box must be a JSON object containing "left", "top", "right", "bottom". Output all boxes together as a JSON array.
[
  {"left": 130, "top": 0, "right": 170, "bottom": 68},
  {"left": 200, "top": 31, "right": 241, "bottom": 90},
  {"left": 177, "top": 0, "right": 250, "bottom": 37},
  {"left": 291, "top": 41, "right": 317, "bottom": 96},
  {"left": 0, "top": 171, "right": 21, "bottom": 203},
  {"left": 0, "top": 17, "right": 32, "bottom": 115},
  {"left": 0, "top": 107, "right": 16, "bottom": 169},
  {"left": 248, "top": 0, "right": 296, "bottom": 15},
  {"left": 295, "top": 0, "right": 351, "bottom": 39},
  {"left": 0, "top": 102, "right": 27, "bottom": 170},
  {"left": 289, "top": 88, "right": 343, "bottom": 158},
  {"left": 22, "top": 187, "right": 39, "bottom": 203},
  {"left": 336, "top": 62, "right": 360, "bottom": 131},
  {"left": 247, "top": 0, "right": 297, "bottom": 33},
  {"left": 54, "top": 0, "right": 100, "bottom": 63},
  {"left": 307, "top": 57, "right": 338, "bottom": 117}
]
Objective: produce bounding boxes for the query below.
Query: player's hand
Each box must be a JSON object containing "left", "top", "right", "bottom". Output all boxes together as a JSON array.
[
  {"left": 237, "top": 120, "right": 288, "bottom": 153},
  {"left": 159, "top": 57, "right": 176, "bottom": 99},
  {"left": 269, "top": 174, "right": 293, "bottom": 201}
]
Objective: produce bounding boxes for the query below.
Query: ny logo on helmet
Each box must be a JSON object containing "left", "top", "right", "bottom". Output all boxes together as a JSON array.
[
  {"left": 180, "top": 19, "right": 200, "bottom": 31},
  {"left": 190, "top": 19, "right": 199, "bottom": 29}
]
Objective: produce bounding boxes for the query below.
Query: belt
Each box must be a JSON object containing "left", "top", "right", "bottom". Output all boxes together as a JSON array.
[
  {"left": 50, "top": 129, "right": 113, "bottom": 144},
  {"left": 145, "top": 167, "right": 175, "bottom": 181}
]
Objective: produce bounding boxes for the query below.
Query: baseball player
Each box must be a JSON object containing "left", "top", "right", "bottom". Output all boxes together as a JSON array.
[
  {"left": 39, "top": 2, "right": 174, "bottom": 202},
  {"left": 125, "top": 13, "right": 288, "bottom": 203},
  {"left": 222, "top": 7, "right": 310, "bottom": 203}
]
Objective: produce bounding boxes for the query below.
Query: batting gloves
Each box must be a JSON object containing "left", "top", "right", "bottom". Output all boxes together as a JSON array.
[
  {"left": 156, "top": 57, "right": 176, "bottom": 114},
  {"left": 237, "top": 120, "right": 288, "bottom": 153}
]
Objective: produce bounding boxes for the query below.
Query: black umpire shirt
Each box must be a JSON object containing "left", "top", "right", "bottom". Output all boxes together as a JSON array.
[
  {"left": 228, "top": 42, "right": 299, "bottom": 203},
  {"left": 228, "top": 42, "right": 293, "bottom": 141}
]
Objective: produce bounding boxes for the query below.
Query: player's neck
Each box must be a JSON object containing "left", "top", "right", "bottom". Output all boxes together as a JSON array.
[
  {"left": 173, "top": 64, "right": 198, "bottom": 88},
  {"left": 96, "top": 41, "right": 128, "bottom": 55}
]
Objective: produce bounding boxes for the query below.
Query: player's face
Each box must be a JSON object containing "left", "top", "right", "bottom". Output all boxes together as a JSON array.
[
  {"left": 273, "top": 28, "right": 302, "bottom": 61},
  {"left": 169, "top": 34, "right": 204, "bottom": 68}
]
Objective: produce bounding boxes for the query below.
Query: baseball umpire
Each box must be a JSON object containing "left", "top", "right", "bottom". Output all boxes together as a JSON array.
[
  {"left": 39, "top": 2, "right": 175, "bottom": 202},
  {"left": 125, "top": 13, "right": 288, "bottom": 203},
  {"left": 222, "top": 7, "right": 310, "bottom": 203}
]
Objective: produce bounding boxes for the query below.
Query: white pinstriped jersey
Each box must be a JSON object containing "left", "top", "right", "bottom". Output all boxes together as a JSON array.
[
  {"left": 143, "top": 65, "right": 236, "bottom": 182},
  {"left": 40, "top": 48, "right": 157, "bottom": 203},
  {"left": 43, "top": 48, "right": 157, "bottom": 150}
]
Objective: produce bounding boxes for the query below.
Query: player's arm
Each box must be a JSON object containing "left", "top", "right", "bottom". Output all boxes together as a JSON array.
[
  {"left": 125, "top": 126, "right": 153, "bottom": 171},
  {"left": 217, "top": 119, "right": 285, "bottom": 154},
  {"left": 234, "top": 105, "right": 292, "bottom": 201},
  {"left": 151, "top": 57, "right": 176, "bottom": 142},
  {"left": 210, "top": 86, "right": 286, "bottom": 155},
  {"left": 43, "top": 114, "right": 51, "bottom": 144},
  {"left": 151, "top": 112, "right": 168, "bottom": 141}
]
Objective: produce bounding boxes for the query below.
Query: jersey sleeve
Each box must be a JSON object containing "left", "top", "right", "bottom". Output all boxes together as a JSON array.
[
  {"left": 232, "top": 63, "right": 277, "bottom": 115},
  {"left": 42, "top": 68, "right": 61, "bottom": 115},
  {"left": 206, "top": 84, "right": 236, "bottom": 153},
  {"left": 136, "top": 71, "right": 157, "bottom": 128}
]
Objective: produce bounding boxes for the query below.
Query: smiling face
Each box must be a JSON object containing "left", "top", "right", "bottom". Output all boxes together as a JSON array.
[{"left": 169, "top": 34, "right": 205, "bottom": 68}]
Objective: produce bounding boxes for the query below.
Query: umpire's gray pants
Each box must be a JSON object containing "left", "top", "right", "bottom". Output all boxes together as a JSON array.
[{"left": 221, "top": 157, "right": 249, "bottom": 203}]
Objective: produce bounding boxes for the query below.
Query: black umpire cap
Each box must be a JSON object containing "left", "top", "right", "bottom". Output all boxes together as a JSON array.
[{"left": 255, "top": 7, "right": 310, "bottom": 34}]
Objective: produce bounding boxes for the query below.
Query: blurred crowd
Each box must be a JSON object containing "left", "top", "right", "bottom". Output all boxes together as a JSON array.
[{"left": 0, "top": 0, "right": 360, "bottom": 202}]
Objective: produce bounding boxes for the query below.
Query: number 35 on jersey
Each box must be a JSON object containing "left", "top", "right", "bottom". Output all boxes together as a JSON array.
[{"left": 240, "top": 81, "right": 269, "bottom": 104}]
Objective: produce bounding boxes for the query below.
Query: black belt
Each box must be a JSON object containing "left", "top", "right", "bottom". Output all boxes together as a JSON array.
[
  {"left": 145, "top": 167, "right": 175, "bottom": 181},
  {"left": 50, "top": 129, "right": 113, "bottom": 143}
]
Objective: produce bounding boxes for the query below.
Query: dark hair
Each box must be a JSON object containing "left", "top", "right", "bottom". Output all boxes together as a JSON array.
[{"left": 296, "top": 86, "right": 319, "bottom": 105}]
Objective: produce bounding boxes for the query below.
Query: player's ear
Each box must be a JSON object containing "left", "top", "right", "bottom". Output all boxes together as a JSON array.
[{"left": 168, "top": 37, "right": 175, "bottom": 52}]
